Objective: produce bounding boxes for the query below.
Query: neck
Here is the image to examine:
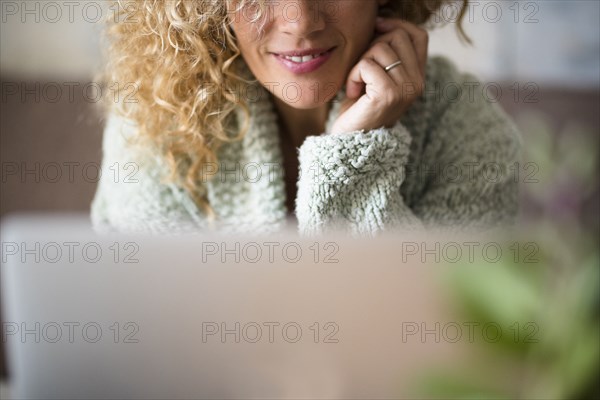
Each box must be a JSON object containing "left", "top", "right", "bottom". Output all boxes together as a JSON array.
[{"left": 272, "top": 96, "right": 331, "bottom": 147}]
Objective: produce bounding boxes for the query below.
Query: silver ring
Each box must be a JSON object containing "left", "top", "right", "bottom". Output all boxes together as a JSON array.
[{"left": 384, "top": 60, "right": 403, "bottom": 72}]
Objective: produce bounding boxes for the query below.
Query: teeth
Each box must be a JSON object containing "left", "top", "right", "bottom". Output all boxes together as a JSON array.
[{"left": 282, "top": 52, "right": 324, "bottom": 63}]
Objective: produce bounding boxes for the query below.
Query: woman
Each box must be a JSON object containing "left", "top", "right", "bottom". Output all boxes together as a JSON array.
[{"left": 91, "top": 0, "right": 521, "bottom": 236}]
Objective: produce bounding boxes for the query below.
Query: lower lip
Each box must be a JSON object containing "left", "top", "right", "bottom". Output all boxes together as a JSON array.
[{"left": 272, "top": 48, "right": 335, "bottom": 74}]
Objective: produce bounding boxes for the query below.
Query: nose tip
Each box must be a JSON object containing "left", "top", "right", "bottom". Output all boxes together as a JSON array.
[{"left": 277, "top": 1, "right": 326, "bottom": 36}]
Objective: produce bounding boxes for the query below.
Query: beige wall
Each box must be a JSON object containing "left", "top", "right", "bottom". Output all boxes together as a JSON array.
[
  {"left": 0, "top": 0, "right": 107, "bottom": 79},
  {"left": 1, "top": 0, "right": 598, "bottom": 87}
]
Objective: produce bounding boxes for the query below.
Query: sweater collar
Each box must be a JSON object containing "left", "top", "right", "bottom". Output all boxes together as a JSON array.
[{"left": 206, "top": 76, "right": 347, "bottom": 232}]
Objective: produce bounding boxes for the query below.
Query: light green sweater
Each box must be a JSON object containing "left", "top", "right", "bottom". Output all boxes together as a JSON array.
[{"left": 91, "top": 56, "right": 522, "bottom": 236}]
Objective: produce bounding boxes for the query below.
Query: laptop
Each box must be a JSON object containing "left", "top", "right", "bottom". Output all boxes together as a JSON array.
[{"left": 1, "top": 213, "right": 472, "bottom": 399}]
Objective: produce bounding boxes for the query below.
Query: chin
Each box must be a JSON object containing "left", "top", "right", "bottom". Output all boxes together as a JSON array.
[
  {"left": 277, "top": 83, "right": 341, "bottom": 108},
  {"left": 276, "top": 96, "right": 326, "bottom": 110}
]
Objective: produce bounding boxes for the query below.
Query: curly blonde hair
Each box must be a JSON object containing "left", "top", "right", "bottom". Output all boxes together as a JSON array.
[{"left": 100, "top": 0, "right": 470, "bottom": 218}]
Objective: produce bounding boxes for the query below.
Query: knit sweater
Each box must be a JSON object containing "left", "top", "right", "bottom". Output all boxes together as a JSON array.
[{"left": 90, "top": 56, "right": 522, "bottom": 237}]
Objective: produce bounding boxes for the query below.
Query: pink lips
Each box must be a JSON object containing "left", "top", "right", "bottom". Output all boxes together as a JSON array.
[{"left": 272, "top": 47, "right": 336, "bottom": 74}]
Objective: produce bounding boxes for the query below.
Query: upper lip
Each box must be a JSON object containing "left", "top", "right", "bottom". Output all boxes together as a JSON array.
[{"left": 272, "top": 47, "right": 334, "bottom": 57}]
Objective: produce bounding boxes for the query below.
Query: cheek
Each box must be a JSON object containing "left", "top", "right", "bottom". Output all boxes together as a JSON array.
[
  {"left": 339, "top": 22, "right": 376, "bottom": 69},
  {"left": 230, "top": 20, "right": 267, "bottom": 69},
  {"left": 336, "top": 7, "right": 378, "bottom": 57},
  {"left": 230, "top": 28, "right": 258, "bottom": 69}
]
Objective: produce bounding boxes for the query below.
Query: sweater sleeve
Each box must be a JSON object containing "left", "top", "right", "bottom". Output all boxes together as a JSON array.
[
  {"left": 295, "top": 61, "right": 522, "bottom": 237},
  {"left": 295, "top": 121, "right": 423, "bottom": 237}
]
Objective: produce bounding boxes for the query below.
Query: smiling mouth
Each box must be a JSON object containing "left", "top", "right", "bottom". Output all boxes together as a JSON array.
[
  {"left": 278, "top": 51, "right": 329, "bottom": 63},
  {"left": 272, "top": 47, "right": 336, "bottom": 64}
]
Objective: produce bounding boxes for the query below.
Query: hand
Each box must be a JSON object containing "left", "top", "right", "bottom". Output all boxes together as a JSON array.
[{"left": 330, "top": 18, "right": 428, "bottom": 135}]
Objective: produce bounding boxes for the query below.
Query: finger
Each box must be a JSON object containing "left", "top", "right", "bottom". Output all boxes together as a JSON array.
[
  {"left": 376, "top": 18, "right": 428, "bottom": 77},
  {"left": 364, "top": 41, "right": 409, "bottom": 87},
  {"left": 372, "top": 30, "right": 422, "bottom": 83},
  {"left": 394, "top": 20, "right": 429, "bottom": 77},
  {"left": 345, "top": 57, "right": 394, "bottom": 101}
]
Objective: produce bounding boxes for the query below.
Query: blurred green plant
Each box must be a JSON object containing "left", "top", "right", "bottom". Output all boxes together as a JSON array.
[{"left": 414, "top": 111, "right": 600, "bottom": 399}]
